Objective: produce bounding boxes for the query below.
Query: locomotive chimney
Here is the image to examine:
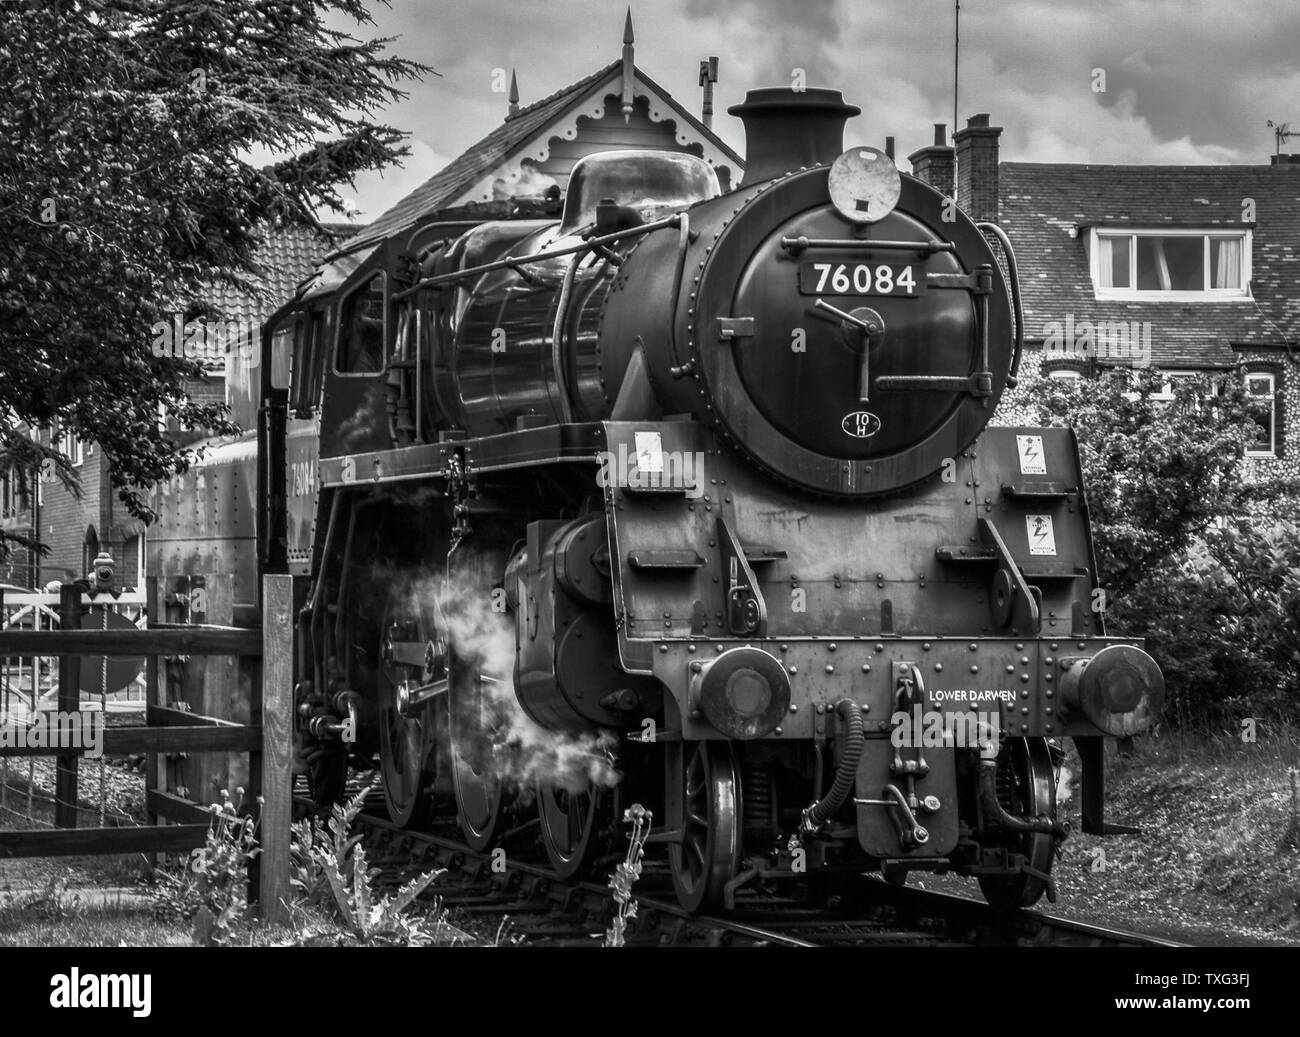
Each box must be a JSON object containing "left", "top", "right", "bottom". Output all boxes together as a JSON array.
[{"left": 729, "top": 87, "right": 861, "bottom": 187}]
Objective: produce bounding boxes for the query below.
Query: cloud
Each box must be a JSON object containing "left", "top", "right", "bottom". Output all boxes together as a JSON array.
[
  {"left": 345, "top": 139, "right": 450, "bottom": 221},
  {"left": 316, "top": 0, "right": 1300, "bottom": 224},
  {"left": 681, "top": 0, "right": 843, "bottom": 84}
]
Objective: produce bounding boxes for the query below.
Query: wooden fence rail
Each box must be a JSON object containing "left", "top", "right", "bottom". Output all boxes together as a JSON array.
[
  {"left": 0, "top": 626, "right": 261, "bottom": 656},
  {"left": 0, "top": 575, "right": 293, "bottom": 923}
]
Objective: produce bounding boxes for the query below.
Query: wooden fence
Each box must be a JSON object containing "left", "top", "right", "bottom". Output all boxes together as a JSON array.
[{"left": 0, "top": 575, "right": 293, "bottom": 922}]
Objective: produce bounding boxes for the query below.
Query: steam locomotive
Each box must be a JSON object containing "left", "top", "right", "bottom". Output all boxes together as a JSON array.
[{"left": 170, "top": 86, "right": 1166, "bottom": 913}]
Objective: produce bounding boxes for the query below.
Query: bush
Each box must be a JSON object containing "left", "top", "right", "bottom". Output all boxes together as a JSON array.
[
  {"left": 1013, "top": 367, "right": 1259, "bottom": 596},
  {"left": 1005, "top": 365, "right": 1300, "bottom": 726}
]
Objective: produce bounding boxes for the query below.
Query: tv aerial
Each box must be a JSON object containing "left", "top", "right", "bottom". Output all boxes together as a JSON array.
[{"left": 1267, "top": 120, "right": 1297, "bottom": 155}]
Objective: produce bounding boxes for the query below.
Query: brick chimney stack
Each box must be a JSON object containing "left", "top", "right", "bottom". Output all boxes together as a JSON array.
[
  {"left": 1270, "top": 153, "right": 1300, "bottom": 167},
  {"left": 908, "top": 123, "right": 954, "bottom": 197},
  {"left": 954, "top": 113, "right": 1002, "bottom": 222}
]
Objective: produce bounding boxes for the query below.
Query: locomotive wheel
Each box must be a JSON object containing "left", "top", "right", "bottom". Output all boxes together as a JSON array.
[
  {"left": 538, "top": 781, "right": 617, "bottom": 878},
  {"left": 377, "top": 588, "right": 440, "bottom": 827},
  {"left": 447, "top": 648, "right": 507, "bottom": 852},
  {"left": 978, "top": 737, "right": 1056, "bottom": 912},
  {"left": 670, "top": 742, "right": 742, "bottom": 913}
]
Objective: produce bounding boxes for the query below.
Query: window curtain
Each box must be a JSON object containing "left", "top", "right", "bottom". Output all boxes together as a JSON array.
[
  {"left": 1214, "top": 238, "right": 1242, "bottom": 289},
  {"left": 1153, "top": 239, "right": 1172, "bottom": 290},
  {"left": 1097, "top": 236, "right": 1115, "bottom": 287}
]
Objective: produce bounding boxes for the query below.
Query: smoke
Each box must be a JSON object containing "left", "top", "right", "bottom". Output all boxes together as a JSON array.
[
  {"left": 336, "top": 387, "right": 389, "bottom": 454},
  {"left": 1056, "top": 764, "right": 1074, "bottom": 806},
  {"left": 402, "top": 567, "right": 621, "bottom": 795},
  {"left": 491, "top": 158, "right": 560, "bottom": 202}
]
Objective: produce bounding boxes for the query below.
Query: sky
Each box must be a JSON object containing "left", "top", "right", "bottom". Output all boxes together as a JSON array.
[{"left": 329, "top": 0, "right": 1300, "bottom": 221}]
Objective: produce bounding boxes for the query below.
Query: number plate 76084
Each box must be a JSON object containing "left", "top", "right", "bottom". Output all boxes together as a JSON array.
[{"left": 799, "top": 261, "right": 924, "bottom": 296}]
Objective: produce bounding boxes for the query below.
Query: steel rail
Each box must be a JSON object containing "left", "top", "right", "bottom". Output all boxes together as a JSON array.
[{"left": 317, "top": 797, "right": 1188, "bottom": 949}]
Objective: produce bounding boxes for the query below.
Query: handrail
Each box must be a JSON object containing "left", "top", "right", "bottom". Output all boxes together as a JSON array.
[
  {"left": 977, "top": 221, "right": 1025, "bottom": 387},
  {"left": 391, "top": 213, "right": 683, "bottom": 301}
]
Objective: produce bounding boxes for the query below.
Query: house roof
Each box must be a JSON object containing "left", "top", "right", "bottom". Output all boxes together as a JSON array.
[
  {"left": 999, "top": 162, "right": 1300, "bottom": 367},
  {"left": 206, "top": 222, "right": 363, "bottom": 325},
  {"left": 333, "top": 61, "right": 744, "bottom": 256}
]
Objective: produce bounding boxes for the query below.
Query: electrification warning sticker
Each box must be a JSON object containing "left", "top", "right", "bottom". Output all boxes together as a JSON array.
[
  {"left": 634, "top": 431, "right": 665, "bottom": 473},
  {"left": 1016, "top": 434, "right": 1047, "bottom": 474},
  {"left": 1026, "top": 514, "right": 1057, "bottom": 555}
]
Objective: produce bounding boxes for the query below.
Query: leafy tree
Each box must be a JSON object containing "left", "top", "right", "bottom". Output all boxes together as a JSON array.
[
  {"left": 1009, "top": 364, "right": 1300, "bottom": 725},
  {"left": 1014, "top": 366, "right": 1265, "bottom": 598},
  {"left": 0, "top": 0, "right": 431, "bottom": 559}
]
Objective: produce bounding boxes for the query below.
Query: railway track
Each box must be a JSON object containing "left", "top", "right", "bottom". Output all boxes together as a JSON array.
[{"left": 313, "top": 794, "right": 1185, "bottom": 948}]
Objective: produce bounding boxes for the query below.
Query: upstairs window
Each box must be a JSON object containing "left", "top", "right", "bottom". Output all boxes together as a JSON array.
[
  {"left": 1, "top": 467, "right": 24, "bottom": 518},
  {"left": 56, "top": 423, "right": 86, "bottom": 467},
  {"left": 1091, "top": 228, "right": 1250, "bottom": 300}
]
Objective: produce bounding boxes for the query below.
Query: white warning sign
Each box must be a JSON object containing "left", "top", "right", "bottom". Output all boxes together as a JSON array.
[
  {"left": 1026, "top": 514, "right": 1057, "bottom": 556},
  {"left": 634, "top": 431, "right": 665, "bottom": 474},
  {"left": 1016, "top": 434, "right": 1047, "bottom": 475}
]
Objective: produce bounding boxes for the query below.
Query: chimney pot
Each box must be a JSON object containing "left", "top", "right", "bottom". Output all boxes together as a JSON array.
[
  {"left": 934, "top": 123, "right": 946, "bottom": 146},
  {"left": 885, "top": 136, "right": 895, "bottom": 159},
  {"left": 953, "top": 114, "right": 1002, "bottom": 222},
  {"left": 908, "top": 134, "right": 955, "bottom": 198}
]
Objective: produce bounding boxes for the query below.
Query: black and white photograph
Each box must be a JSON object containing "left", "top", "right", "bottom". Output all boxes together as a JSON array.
[{"left": 0, "top": 0, "right": 1295, "bottom": 1011}]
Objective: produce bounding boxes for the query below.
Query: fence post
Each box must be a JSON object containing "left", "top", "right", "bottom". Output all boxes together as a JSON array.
[
  {"left": 144, "top": 578, "right": 161, "bottom": 872},
  {"left": 257, "top": 574, "right": 293, "bottom": 923},
  {"left": 55, "top": 583, "right": 82, "bottom": 829}
]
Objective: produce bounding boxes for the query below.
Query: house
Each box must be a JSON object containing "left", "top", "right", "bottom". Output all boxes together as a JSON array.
[
  {"left": 0, "top": 222, "right": 355, "bottom": 590},
  {"left": 327, "top": 12, "right": 742, "bottom": 258},
  {"left": 908, "top": 117, "right": 1300, "bottom": 481}
]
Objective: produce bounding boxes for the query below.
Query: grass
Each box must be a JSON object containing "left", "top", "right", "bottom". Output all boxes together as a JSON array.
[
  {"left": 0, "top": 792, "right": 154, "bottom": 893},
  {"left": 0, "top": 907, "right": 191, "bottom": 947},
  {"left": 918, "top": 727, "right": 1300, "bottom": 944},
  {"left": 1065, "top": 727, "right": 1300, "bottom": 943}
]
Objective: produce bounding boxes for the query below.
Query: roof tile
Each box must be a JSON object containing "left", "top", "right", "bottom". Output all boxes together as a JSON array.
[
  {"left": 205, "top": 222, "right": 363, "bottom": 324},
  {"left": 1000, "top": 163, "right": 1300, "bottom": 367}
]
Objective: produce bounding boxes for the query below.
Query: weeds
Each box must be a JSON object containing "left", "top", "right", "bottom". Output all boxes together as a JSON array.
[
  {"left": 147, "top": 779, "right": 462, "bottom": 946},
  {"left": 0, "top": 871, "right": 83, "bottom": 920},
  {"left": 284, "top": 780, "right": 450, "bottom": 946},
  {"left": 604, "top": 804, "right": 651, "bottom": 947},
  {"left": 151, "top": 787, "right": 260, "bottom": 945}
]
